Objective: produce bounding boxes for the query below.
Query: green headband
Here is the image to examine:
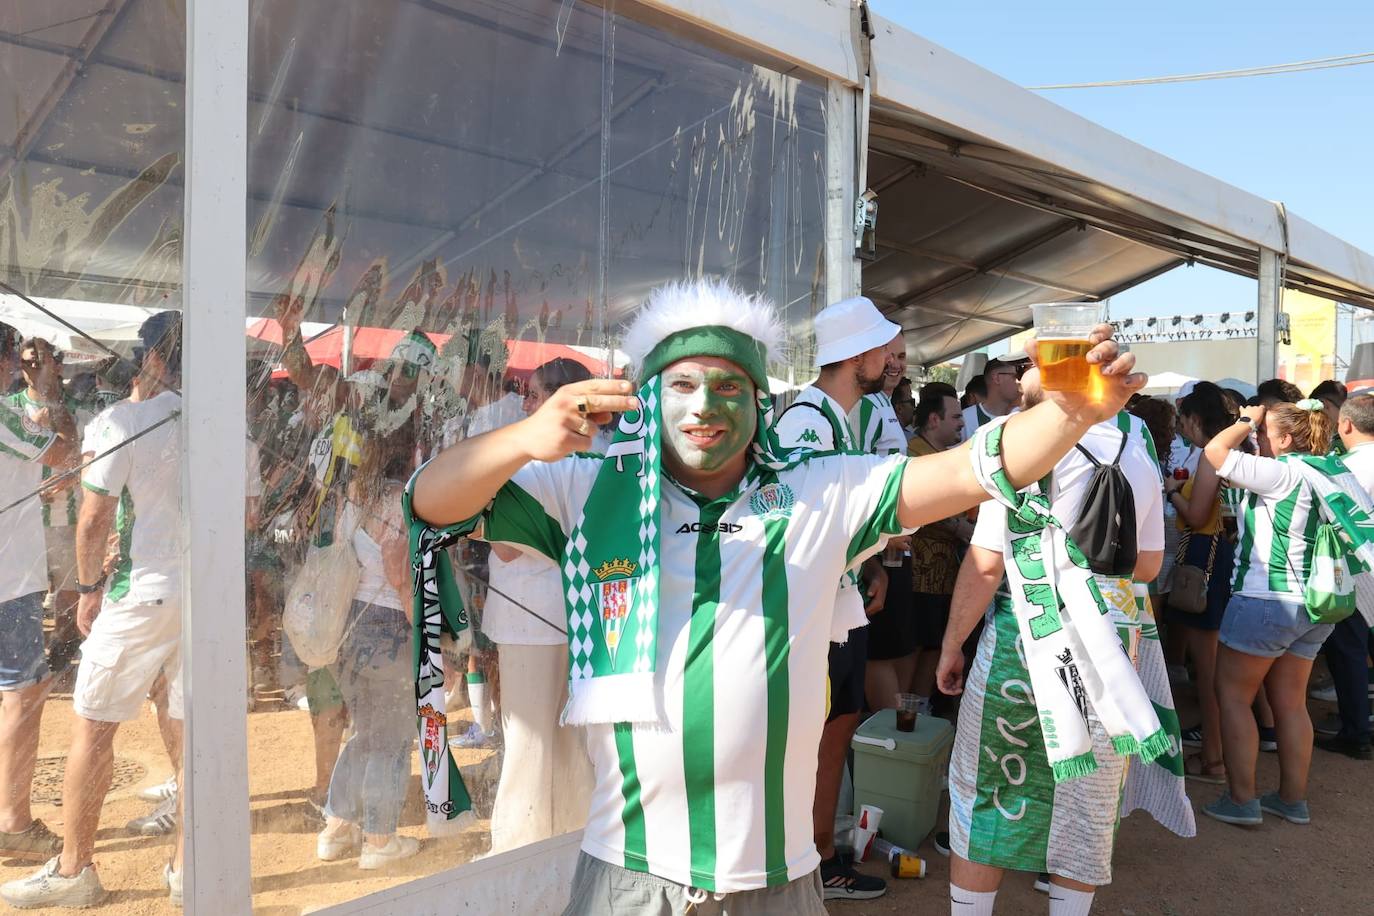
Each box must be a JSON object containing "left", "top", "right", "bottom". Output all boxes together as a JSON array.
[{"left": 638, "top": 325, "right": 769, "bottom": 392}]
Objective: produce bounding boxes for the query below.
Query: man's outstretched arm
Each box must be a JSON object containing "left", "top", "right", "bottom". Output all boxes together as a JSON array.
[
  {"left": 895, "top": 328, "right": 1145, "bottom": 529},
  {"left": 411, "top": 379, "right": 638, "bottom": 527}
]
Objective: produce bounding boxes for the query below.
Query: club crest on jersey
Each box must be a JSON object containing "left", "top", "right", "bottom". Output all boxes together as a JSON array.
[
  {"left": 418, "top": 702, "right": 447, "bottom": 779},
  {"left": 593, "top": 558, "right": 638, "bottom": 664},
  {"left": 750, "top": 482, "right": 795, "bottom": 520}
]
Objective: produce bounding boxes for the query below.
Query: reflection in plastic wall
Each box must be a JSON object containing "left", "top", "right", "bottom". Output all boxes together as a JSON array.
[
  {"left": 0, "top": 1, "right": 190, "bottom": 908},
  {"left": 0, "top": 0, "right": 824, "bottom": 909},
  {"left": 237, "top": 2, "right": 827, "bottom": 909}
]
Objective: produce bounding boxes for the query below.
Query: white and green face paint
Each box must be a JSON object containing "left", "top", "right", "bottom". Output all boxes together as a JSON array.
[{"left": 660, "top": 358, "right": 758, "bottom": 473}]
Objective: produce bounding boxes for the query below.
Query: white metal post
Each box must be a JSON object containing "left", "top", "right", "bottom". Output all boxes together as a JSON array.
[
  {"left": 825, "top": 78, "right": 861, "bottom": 303},
  {"left": 1258, "top": 247, "right": 1282, "bottom": 381},
  {"left": 182, "top": 0, "right": 251, "bottom": 910}
]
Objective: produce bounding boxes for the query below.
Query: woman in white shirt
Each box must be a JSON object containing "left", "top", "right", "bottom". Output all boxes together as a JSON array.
[
  {"left": 485, "top": 358, "right": 597, "bottom": 854},
  {"left": 315, "top": 438, "right": 420, "bottom": 869},
  {"left": 1200, "top": 400, "right": 1338, "bottom": 829}
]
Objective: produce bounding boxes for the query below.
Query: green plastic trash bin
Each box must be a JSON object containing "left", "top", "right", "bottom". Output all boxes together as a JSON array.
[{"left": 851, "top": 709, "right": 954, "bottom": 850}]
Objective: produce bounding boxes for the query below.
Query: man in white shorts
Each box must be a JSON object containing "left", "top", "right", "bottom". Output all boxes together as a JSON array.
[
  {"left": 408, "top": 279, "right": 1144, "bottom": 915},
  {"left": 3, "top": 312, "right": 184, "bottom": 909},
  {"left": 0, "top": 324, "right": 77, "bottom": 865}
]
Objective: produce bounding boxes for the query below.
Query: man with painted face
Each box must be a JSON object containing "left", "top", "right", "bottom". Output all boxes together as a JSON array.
[
  {"left": 408, "top": 279, "right": 1145, "bottom": 914},
  {"left": 772, "top": 295, "right": 902, "bottom": 900}
]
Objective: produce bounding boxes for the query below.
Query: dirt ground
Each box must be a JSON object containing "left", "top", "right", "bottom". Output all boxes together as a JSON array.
[
  {"left": 830, "top": 683, "right": 1371, "bottom": 916},
  {"left": 2, "top": 679, "right": 1367, "bottom": 915}
]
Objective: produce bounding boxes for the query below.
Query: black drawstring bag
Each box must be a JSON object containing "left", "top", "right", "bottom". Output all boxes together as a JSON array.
[{"left": 1068, "top": 430, "right": 1138, "bottom": 577}]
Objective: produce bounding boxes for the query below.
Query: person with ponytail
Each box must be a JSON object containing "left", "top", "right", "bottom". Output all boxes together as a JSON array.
[
  {"left": 1163, "top": 383, "right": 1238, "bottom": 784},
  {"left": 1199, "top": 398, "right": 1336, "bottom": 828}
]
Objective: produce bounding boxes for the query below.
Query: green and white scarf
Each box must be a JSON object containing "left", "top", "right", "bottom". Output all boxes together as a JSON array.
[
  {"left": 969, "top": 417, "right": 1169, "bottom": 782},
  {"left": 403, "top": 486, "right": 478, "bottom": 836},
  {"left": 561, "top": 374, "right": 803, "bottom": 725}
]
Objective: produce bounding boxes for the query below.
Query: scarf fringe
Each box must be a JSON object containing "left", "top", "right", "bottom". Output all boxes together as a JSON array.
[
  {"left": 1136, "top": 727, "right": 1174, "bottom": 764},
  {"left": 561, "top": 671, "right": 662, "bottom": 727},
  {"left": 1051, "top": 751, "right": 1099, "bottom": 782}
]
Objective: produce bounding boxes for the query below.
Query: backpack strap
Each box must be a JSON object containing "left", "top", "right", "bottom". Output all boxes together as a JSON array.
[
  {"left": 1073, "top": 443, "right": 1102, "bottom": 467},
  {"left": 1113, "top": 427, "right": 1129, "bottom": 464}
]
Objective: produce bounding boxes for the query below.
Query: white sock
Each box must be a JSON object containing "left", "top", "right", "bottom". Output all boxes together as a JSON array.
[
  {"left": 950, "top": 886, "right": 996, "bottom": 916},
  {"left": 1047, "top": 884, "right": 1094, "bottom": 916},
  {"left": 466, "top": 676, "right": 492, "bottom": 734}
]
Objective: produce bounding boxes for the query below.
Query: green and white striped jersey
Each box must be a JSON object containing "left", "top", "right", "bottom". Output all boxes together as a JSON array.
[
  {"left": 478, "top": 452, "right": 908, "bottom": 891},
  {"left": 11, "top": 391, "right": 88, "bottom": 527},
  {"left": 1219, "top": 450, "right": 1322, "bottom": 601},
  {"left": 852, "top": 392, "right": 906, "bottom": 456},
  {"left": 772, "top": 386, "right": 857, "bottom": 452},
  {"left": 81, "top": 391, "right": 182, "bottom": 605},
  {"left": 0, "top": 393, "right": 56, "bottom": 602}
]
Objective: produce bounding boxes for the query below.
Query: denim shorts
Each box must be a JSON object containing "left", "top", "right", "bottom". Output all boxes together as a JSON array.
[
  {"left": 1220, "top": 593, "right": 1333, "bottom": 660},
  {"left": 0, "top": 591, "right": 49, "bottom": 690}
]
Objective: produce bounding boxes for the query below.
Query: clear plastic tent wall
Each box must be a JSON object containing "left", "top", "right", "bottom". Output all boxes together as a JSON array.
[{"left": 0, "top": 0, "right": 825, "bottom": 910}]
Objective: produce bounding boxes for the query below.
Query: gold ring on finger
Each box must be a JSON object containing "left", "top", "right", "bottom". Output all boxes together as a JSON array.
[
  {"left": 577, "top": 418, "right": 591, "bottom": 437},
  {"left": 575, "top": 397, "right": 589, "bottom": 415}
]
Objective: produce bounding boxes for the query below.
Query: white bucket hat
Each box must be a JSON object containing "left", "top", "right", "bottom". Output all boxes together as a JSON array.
[{"left": 813, "top": 296, "right": 902, "bottom": 367}]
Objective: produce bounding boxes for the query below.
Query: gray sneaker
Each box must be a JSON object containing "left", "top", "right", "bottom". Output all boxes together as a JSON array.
[
  {"left": 0, "top": 856, "right": 107, "bottom": 909},
  {"left": 1259, "top": 792, "right": 1311, "bottom": 825},
  {"left": 1201, "top": 793, "right": 1262, "bottom": 826},
  {"left": 126, "top": 794, "right": 177, "bottom": 836}
]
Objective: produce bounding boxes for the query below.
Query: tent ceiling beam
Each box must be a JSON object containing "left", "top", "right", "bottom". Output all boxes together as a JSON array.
[
  {"left": 894, "top": 219, "right": 1083, "bottom": 308},
  {"left": 874, "top": 239, "right": 1103, "bottom": 299},
  {"left": 0, "top": 0, "right": 132, "bottom": 187},
  {"left": 873, "top": 297, "right": 1025, "bottom": 330}
]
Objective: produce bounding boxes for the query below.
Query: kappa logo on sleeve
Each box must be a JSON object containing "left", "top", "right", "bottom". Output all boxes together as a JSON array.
[{"left": 798, "top": 428, "right": 822, "bottom": 445}]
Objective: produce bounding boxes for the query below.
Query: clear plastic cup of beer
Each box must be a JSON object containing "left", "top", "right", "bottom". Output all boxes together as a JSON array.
[{"left": 1030, "top": 302, "right": 1104, "bottom": 393}]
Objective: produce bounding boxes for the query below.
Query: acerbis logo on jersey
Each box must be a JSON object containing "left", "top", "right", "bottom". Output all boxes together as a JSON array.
[{"left": 676, "top": 521, "right": 744, "bottom": 534}]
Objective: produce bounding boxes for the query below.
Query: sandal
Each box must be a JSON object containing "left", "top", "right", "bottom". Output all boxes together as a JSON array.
[{"left": 1184, "top": 753, "right": 1226, "bottom": 784}]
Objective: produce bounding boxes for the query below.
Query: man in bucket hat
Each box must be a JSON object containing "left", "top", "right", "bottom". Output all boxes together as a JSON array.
[
  {"left": 773, "top": 295, "right": 901, "bottom": 900},
  {"left": 408, "top": 278, "right": 1145, "bottom": 914}
]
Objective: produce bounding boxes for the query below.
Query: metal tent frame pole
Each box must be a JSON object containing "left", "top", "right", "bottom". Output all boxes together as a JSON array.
[{"left": 182, "top": 0, "right": 252, "bottom": 910}]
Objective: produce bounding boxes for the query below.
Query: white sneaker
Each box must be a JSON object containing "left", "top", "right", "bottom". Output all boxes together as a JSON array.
[
  {"left": 138, "top": 775, "right": 178, "bottom": 802},
  {"left": 316, "top": 824, "right": 362, "bottom": 862},
  {"left": 164, "top": 862, "right": 182, "bottom": 907},
  {"left": 0, "top": 856, "right": 107, "bottom": 909},
  {"left": 126, "top": 794, "right": 178, "bottom": 836},
  {"left": 359, "top": 835, "right": 421, "bottom": 870},
  {"left": 450, "top": 722, "right": 494, "bottom": 749}
]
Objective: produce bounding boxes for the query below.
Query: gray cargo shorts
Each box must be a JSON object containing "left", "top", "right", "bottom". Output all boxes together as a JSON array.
[{"left": 561, "top": 853, "right": 827, "bottom": 916}]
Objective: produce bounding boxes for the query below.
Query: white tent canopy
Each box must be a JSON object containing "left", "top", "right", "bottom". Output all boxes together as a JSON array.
[{"left": 1142, "top": 371, "right": 1198, "bottom": 396}]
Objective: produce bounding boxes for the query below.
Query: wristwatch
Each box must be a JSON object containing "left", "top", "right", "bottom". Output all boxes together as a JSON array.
[
  {"left": 1236, "top": 416, "right": 1257, "bottom": 428},
  {"left": 75, "top": 575, "right": 106, "bottom": 594}
]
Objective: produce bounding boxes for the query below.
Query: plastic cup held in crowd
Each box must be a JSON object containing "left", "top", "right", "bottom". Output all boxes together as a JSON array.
[{"left": 1031, "top": 302, "right": 1104, "bottom": 393}]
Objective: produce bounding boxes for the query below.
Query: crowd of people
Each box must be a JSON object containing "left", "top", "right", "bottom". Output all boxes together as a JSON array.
[{"left": 0, "top": 280, "right": 1370, "bottom": 915}]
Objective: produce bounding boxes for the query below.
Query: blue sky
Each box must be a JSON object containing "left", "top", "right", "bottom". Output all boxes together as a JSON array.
[{"left": 867, "top": 0, "right": 1373, "bottom": 321}]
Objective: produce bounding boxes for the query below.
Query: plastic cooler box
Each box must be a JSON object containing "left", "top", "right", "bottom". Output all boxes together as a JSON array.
[{"left": 850, "top": 709, "right": 954, "bottom": 850}]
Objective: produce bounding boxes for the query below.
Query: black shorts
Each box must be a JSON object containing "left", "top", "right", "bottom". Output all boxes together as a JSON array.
[
  {"left": 826, "top": 625, "right": 869, "bottom": 722},
  {"left": 867, "top": 560, "right": 917, "bottom": 660},
  {"left": 913, "top": 592, "right": 952, "bottom": 649}
]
